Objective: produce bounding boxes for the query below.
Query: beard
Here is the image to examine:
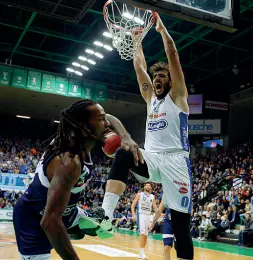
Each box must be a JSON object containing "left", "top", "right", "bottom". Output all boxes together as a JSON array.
[{"left": 155, "top": 84, "right": 170, "bottom": 100}]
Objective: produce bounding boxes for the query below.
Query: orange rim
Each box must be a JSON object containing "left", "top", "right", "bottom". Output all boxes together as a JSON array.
[{"left": 103, "top": 0, "right": 156, "bottom": 32}]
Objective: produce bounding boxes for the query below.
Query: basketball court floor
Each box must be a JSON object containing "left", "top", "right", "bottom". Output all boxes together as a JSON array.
[{"left": 0, "top": 223, "right": 253, "bottom": 260}]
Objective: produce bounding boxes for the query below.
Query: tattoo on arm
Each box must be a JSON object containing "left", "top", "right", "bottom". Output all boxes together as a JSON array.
[{"left": 142, "top": 83, "right": 149, "bottom": 91}]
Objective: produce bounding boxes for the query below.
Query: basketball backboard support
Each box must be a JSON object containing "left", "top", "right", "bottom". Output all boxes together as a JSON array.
[{"left": 117, "top": 0, "right": 240, "bottom": 32}]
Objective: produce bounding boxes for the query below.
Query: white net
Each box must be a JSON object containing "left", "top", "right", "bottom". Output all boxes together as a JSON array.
[{"left": 103, "top": 0, "right": 156, "bottom": 61}]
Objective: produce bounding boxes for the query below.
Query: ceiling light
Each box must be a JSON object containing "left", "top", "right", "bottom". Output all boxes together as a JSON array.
[
  {"left": 103, "top": 31, "right": 112, "bottom": 38},
  {"left": 66, "top": 68, "right": 75, "bottom": 72},
  {"left": 81, "top": 65, "right": 89, "bottom": 71},
  {"left": 85, "top": 49, "right": 95, "bottom": 54},
  {"left": 87, "top": 59, "right": 96, "bottom": 65},
  {"left": 133, "top": 17, "right": 144, "bottom": 25},
  {"left": 103, "top": 45, "right": 113, "bottom": 51},
  {"left": 122, "top": 12, "right": 134, "bottom": 19},
  {"left": 16, "top": 115, "right": 30, "bottom": 119},
  {"left": 54, "top": 120, "right": 60, "bottom": 124},
  {"left": 72, "top": 62, "right": 81, "bottom": 67},
  {"left": 94, "top": 52, "right": 104, "bottom": 59},
  {"left": 78, "top": 56, "right": 87, "bottom": 61},
  {"left": 74, "top": 71, "right": 83, "bottom": 76},
  {"left": 94, "top": 41, "right": 104, "bottom": 47}
]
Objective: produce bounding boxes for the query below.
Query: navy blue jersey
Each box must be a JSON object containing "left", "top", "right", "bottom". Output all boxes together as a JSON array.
[{"left": 13, "top": 152, "right": 92, "bottom": 255}]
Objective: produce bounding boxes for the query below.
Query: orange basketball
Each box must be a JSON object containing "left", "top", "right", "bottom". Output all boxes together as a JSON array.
[
  {"left": 31, "top": 148, "right": 37, "bottom": 155},
  {"left": 102, "top": 132, "right": 122, "bottom": 158}
]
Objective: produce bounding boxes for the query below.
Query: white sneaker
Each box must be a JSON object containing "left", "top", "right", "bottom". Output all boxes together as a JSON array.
[
  {"left": 79, "top": 207, "right": 114, "bottom": 239},
  {"left": 139, "top": 253, "right": 148, "bottom": 259},
  {"left": 197, "top": 237, "right": 201, "bottom": 240}
]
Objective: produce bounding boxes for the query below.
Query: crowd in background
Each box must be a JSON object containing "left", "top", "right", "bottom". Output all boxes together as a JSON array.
[{"left": 0, "top": 137, "right": 253, "bottom": 246}]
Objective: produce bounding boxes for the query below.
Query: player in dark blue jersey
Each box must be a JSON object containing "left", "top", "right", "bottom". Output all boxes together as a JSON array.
[
  {"left": 149, "top": 196, "right": 175, "bottom": 260},
  {"left": 13, "top": 99, "right": 142, "bottom": 260}
]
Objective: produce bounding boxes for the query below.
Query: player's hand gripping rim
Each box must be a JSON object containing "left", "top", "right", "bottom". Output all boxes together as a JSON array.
[{"left": 121, "top": 136, "right": 144, "bottom": 167}]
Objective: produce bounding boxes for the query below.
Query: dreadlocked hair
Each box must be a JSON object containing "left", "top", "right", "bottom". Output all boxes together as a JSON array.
[{"left": 42, "top": 99, "right": 98, "bottom": 164}]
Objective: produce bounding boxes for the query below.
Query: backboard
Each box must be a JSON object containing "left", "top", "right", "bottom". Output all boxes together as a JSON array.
[{"left": 117, "top": 0, "right": 240, "bottom": 32}]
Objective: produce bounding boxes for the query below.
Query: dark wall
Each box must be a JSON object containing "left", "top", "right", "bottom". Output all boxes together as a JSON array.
[
  {"left": 0, "top": 114, "right": 57, "bottom": 141},
  {"left": 228, "top": 106, "right": 253, "bottom": 146},
  {"left": 121, "top": 112, "right": 147, "bottom": 145}
]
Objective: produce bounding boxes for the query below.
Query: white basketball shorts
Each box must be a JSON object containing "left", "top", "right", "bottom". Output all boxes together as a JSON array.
[
  {"left": 137, "top": 213, "right": 151, "bottom": 236},
  {"left": 132, "top": 150, "right": 193, "bottom": 214}
]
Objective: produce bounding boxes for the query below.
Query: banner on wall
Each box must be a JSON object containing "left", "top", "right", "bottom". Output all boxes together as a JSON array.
[
  {"left": 12, "top": 68, "right": 28, "bottom": 88},
  {"left": 82, "top": 81, "right": 94, "bottom": 99},
  {"left": 188, "top": 95, "right": 203, "bottom": 114},
  {"left": 0, "top": 65, "right": 108, "bottom": 101},
  {"left": 68, "top": 79, "right": 82, "bottom": 97},
  {"left": 0, "top": 65, "right": 13, "bottom": 86},
  {"left": 188, "top": 119, "right": 221, "bottom": 135},
  {"left": 0, "top": 209, "right": 13, "bottom": 220},
  {"left": 27, "top": 70, "right": 42, "bottom": 91},
  {"left": 0, "top": 173, "right": 32, "bottom": 191},
  {"left": 55, "top": 77, "right": 68, "bottom": 96},
  {"left": 41, "top": 73, "right": 56, "bottom": 93},
  {"left": 205, "top": 100, "right": 229, "bottom": 111},
  {"left": 94, "top": 84, "right": 108, "bottom": 102}
]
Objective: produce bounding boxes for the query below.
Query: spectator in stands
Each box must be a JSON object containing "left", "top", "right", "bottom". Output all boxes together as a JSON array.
[
  {"left": 209, "top": 214, "right": 230, "bottom": 241},
  {"left": 190, "top": 212, "right": 200, "bottom": 238},
  {"left": 240, "top": 199, "right": 251, "bottom": 222},
  {"left": 198, "top": 214, "right": 214, "bottom": 240},
  {"left": 209, "top": 207, "right": 217, "bottom": 222},
  {"left": 238, "top": 213, "right": 253, "bottom": 246},
  {"left": 230, "top": 206, "right": 240, "bottom": 230},
  {"left": 205, "top": 207, "right": 211, "bottom": 218}
]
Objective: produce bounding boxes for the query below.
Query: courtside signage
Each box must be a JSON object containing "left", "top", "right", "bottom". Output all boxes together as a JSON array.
[
  {"left": 188, "top": 120, "right": 221, "bottom": 135},
  {"left": 205, "top": 100, "right": 228, "bottom": 111},
  {"left": 74, "top": 244, "right": 139, "bottom": 257}
]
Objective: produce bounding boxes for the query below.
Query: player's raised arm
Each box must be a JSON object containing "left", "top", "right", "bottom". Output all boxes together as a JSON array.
[
  {"left": 131, "top": 192, "right": 141, "bottom": 221},
  {"left": 133, "top": 43, "right": 153, "bottom": 105},
  {"left": 156, "top": 14, "right": 188, "bottom": 104},
  {"left": 40, "top": 152, "right": 81, "bottom": 260}
]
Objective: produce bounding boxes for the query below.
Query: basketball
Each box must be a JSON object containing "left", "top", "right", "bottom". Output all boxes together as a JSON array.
[{"left": 102, "top": 132, "right": 122, "bottom": 158}]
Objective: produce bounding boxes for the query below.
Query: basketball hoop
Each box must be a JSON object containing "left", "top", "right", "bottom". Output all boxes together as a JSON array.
[{"left": 103, "top": 0, "right": 156, "bottom": 61}]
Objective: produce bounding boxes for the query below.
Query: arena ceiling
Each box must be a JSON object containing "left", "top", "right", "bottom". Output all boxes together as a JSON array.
[{"left": 0, "top": 0, "right": 253, "bottom": 101}]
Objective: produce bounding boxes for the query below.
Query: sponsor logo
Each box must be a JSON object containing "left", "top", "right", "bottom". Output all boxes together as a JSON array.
[
  {"left": 205, "top": 101, "right": 228, "bottom": 111},
  {"left": 6, "top": 212, "right": 13, "bottom": 217},
  {"left": 148, "top": 119, "right": 168, "bottom": 132},
  {"left": 173, "top": 180, "right": 189, "bottom": 187},
  {"left": 179, "top": 187, "right": 188, "bottom": 194},
  {"left": 149, "top": 112, "right": 166, "bottom": 119},
  {"left": 188, "top": 124, "right": 213, "bottom": 131}
]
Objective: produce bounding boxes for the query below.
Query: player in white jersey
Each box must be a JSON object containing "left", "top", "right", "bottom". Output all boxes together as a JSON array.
[
  {"left": 83, "top": 13, "right": 193, "bottom": 260},
  {"left": 131, "top": 183, "right": 157, "bottom": 259}
]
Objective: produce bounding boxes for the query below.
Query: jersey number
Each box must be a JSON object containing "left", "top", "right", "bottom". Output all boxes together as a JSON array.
[{"left": 181, "top": 196, "right": 189, "bottom": 208}]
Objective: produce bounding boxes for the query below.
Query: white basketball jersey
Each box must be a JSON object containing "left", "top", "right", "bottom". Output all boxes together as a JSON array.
[
  {"left": 144, "top": 94, "right": 190, "bottom": 154},
  {"left": 138, "top": 192, "right": 154, "bottom": 215}
]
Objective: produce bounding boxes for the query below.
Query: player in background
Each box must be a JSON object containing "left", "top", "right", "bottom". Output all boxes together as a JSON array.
[
  {"left": 13, "top": 100, "right": 141, "bottom": 260},
  {"left": 81, "top": 13, "right": 193, "bottom": 260},
  {"left": 149, "top": 196, "right": 174, "bottom": 260},
  {"left": 131, "top": 183, "right": 157, "bottom": 259}
]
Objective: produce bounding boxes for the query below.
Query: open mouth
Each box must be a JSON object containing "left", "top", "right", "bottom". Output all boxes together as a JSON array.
[
  {"left": 102, "top": 128, "right": 110, "bottom": 136},
  {"left": 155, "top": 82, "right": 162, "bottom": 90}
]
